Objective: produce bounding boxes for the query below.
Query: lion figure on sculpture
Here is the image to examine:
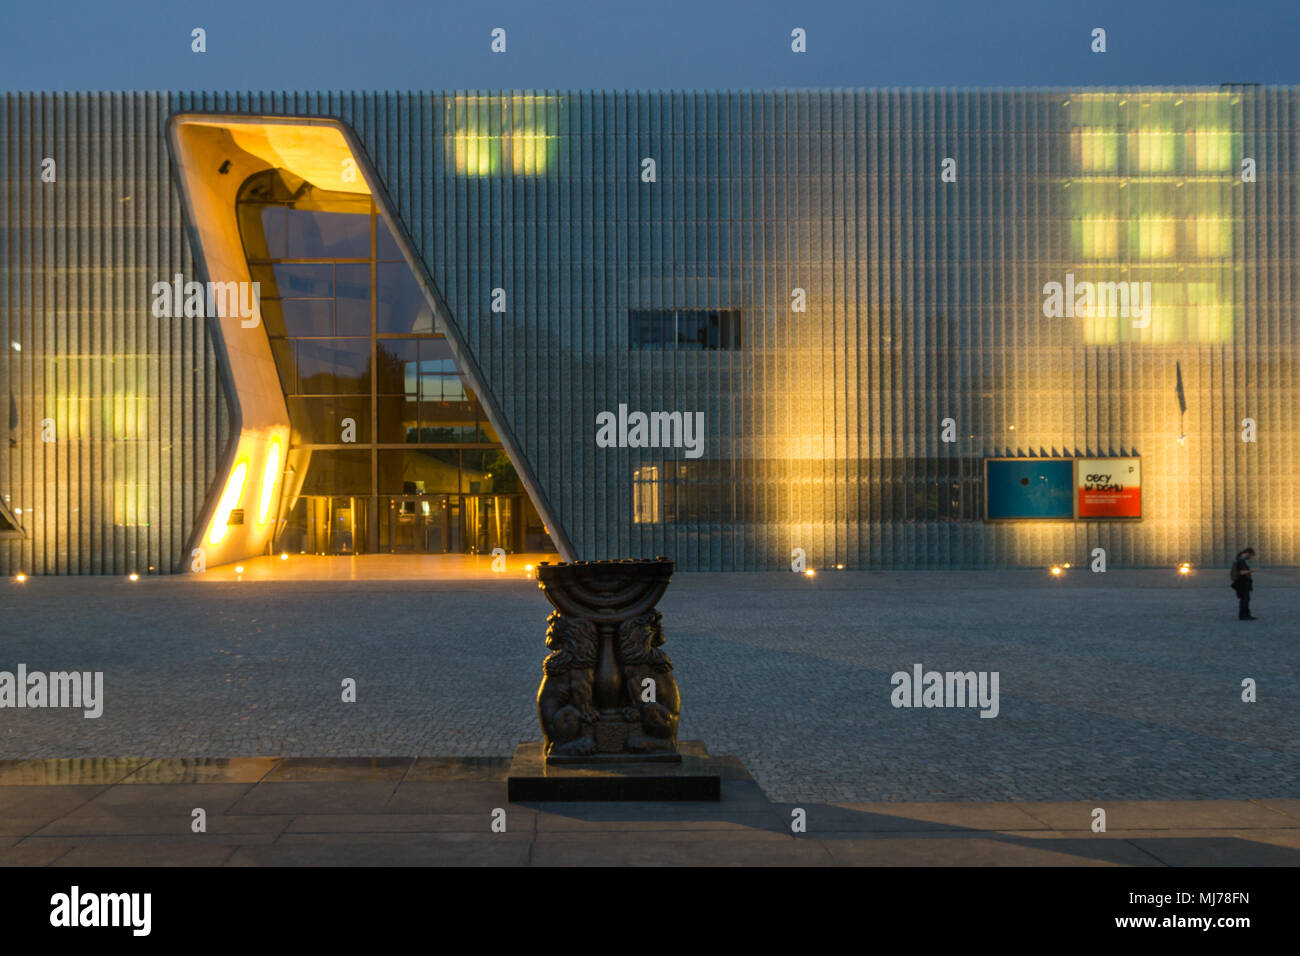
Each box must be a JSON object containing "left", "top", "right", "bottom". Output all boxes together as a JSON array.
[
  {"left": 616, "top": 609, "right": 680, "bottom": 753},
  {"left": 536, "top": 611, "right": 599, "bottom": 756}
]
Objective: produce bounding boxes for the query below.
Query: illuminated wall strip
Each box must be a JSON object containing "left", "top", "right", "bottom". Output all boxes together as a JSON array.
[
  {"left": 258, "top": 440, "right": 282, "bottom": 528},
  {"left": 207, "top": 462, "right": 248, "bottom": 546}
]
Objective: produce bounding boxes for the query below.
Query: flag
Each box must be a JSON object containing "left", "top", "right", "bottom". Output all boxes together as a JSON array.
[{"left": 1175, "top": 361, "right": 1187, "bottom": 414}]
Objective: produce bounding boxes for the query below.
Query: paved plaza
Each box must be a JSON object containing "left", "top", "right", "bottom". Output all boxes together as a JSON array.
[
  {"left": 2, "top": 564, "right": 1295, "bottom": 806},
  {"left": 2, "top": 757, "right": 1298, "bottom": 866}
]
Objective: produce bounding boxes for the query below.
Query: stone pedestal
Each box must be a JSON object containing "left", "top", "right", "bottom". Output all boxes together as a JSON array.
[{"left": 506, "top": 740, "right": 722, "bottom": 802}]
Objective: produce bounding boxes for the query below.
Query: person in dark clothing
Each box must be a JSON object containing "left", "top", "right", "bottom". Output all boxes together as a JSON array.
[{"left": 1231, "top": 548, "right": 1256, "bottom": 620}]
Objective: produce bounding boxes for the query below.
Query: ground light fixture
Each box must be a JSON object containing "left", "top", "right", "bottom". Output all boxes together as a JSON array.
[
  {"left": 235, "top": 565, "right": 245, "bottom": 574},
  {"left": 14, "top": 572, "right": 27, "bottom": 583},
  {"left": 280, "top": 553, "right": 289, "bottom": 560},
  {"left": 1050, "top": 566, "right": 1063, "bottom": 577},
  {"left": 804, "top": 568, "right": 816, "bottom": 578},
  {"left": 127, "top": 573, "right": 140, "bottom": 582},
  {"left": 1178, "top": 562, "right": 1191, "bottom": 575}
]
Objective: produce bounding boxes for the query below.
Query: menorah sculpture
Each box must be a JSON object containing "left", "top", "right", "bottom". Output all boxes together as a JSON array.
[{"left": 534, "top": 558, "right": 680, "bottom": 762}]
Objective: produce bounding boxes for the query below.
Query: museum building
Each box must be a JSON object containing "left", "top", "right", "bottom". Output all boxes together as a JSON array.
[{"left": 1, "top": 88, "right": 1297, "bottom": 572}]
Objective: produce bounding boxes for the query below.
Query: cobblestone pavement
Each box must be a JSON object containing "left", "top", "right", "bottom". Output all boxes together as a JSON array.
[{"left": 2, "top": 569, "right": 1296, "bottom": 803}]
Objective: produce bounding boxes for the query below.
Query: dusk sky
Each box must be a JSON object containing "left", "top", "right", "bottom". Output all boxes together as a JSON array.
[{"left": 2, "top": 0, "right": 1296, "bottom": 91}]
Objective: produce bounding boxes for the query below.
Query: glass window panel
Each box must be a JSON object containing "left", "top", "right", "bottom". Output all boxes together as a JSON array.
[
  {"left": 704, "top": 310, "right": 722, "bottom": 349},
  {"left": 420, "top": 338, "right": 454, "bottom": 363},
  {"left": 281, "top": 299, "right": 333, "bottom": 337},
  {"left": 376, "top": 396, "right": 420, "bottom": 443},
  {"left": 476, "top": 449, "right": 519, "bottom": 492},
  {"left": 676, "top": 310, "right": 702, "bottom": 348},
  {"left": 460, "top": 450, "right": 493, "bottom": 492},
  {"left": 377, "top": 263, "right": 435, "bottom": 333},
  {"left": 376, "top": 216, "right": 404, "bottom": 260},
  {"left": 295, "top": 339, "right": 371, "bottom": 395},
  {"left": 286, "top": 209, "right": 371, "bottom": 259},
  {"left": 420, "top": 370, "right": 465, "bottom": 402},
  {"left": 376, "top": 339, "right": 417, "bottom": 395},
  {"left": 259, "top": 298, "right": 288, "bottom": 338},
  {"left": 334, "top": 263, "right": 371, "bottom": 336},
  {"left": 378, "top": 449, "right": 460, "bottom": 495},
  {"left": 237, "top": 204, "right": 286, "bottom": 260},
  {"left": 419, "top": 400, "right": 477, "bottom": 443},
  {"left": 287, "top": 397, "right": 370, "bottom": 444},
  {"left": 271, "top": 264, "right": 333, "bottom": 298},
  {"left": 270, "top": 337, "right": 295, "bottom": 393},
  {"left": 298, "top": 449, "right": 372, "bottom": 496}
]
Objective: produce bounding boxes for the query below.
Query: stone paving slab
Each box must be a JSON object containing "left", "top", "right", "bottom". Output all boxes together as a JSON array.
[
  {"left": 0, "top": 758, "right": 150, "bottom": 786},
  {"left": 806, "top": 801, "right": 1051, "bottom": 831},
  {"left": 120, "top": 758, "right": 282, "bottom": 785},
  {"left": 1010, "top": 799, "right": 1300, "bottom": 831},
  {"left": 225, "top": 835, "right": 534, "bottom": 867},
  {"left": 0, "top": 757, "right": 1296, "bottom": 865},
  {"left": 1126, "top": 835, "right": 1300, "bottom": 866},
  {"left": 89, "top": 783, "right": 257, "bottom": 815},
  {"left": 34, "top": 807, "right": 293, "bottom": 837},
  {"left": 51, "top": 844, "right": 242, "bottom": 867},
  {"left": 817, "top": 836, "right": 1159, "bottom": 867}
]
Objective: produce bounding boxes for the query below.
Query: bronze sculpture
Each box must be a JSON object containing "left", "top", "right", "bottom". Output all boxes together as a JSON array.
[{"left": 534, "top": 558, "right": 680, "bottom": 761}]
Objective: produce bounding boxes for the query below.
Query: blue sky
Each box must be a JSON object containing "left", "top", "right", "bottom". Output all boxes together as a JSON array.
[{"left": 1, "top": 0, "right": 1296, "bottom": 90}]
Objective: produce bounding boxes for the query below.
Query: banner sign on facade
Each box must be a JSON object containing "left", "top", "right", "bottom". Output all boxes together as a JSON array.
[
  {"left": 1075, "top": 458, "right": 1142, "bottom": 519},
  {"left": 984, "top": 459, "right": 1075, "bottom": 520}
]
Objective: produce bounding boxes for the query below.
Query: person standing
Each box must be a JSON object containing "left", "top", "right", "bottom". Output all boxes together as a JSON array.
[{"left": 1231, "top": 548, "right": 1257, "bottom": 620}]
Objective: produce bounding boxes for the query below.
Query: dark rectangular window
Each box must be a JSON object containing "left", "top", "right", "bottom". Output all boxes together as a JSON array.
[{"left": 629, "top": 309, "right": 742, "bottom": 350}]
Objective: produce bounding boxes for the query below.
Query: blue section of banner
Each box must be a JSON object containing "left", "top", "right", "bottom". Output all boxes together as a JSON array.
[{"left": 985, "top": 459, "right": 1074, "bottom": 519}]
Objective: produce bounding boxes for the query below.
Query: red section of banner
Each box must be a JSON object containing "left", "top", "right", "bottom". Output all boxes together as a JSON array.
[{"left": 1078, "top": 485, "right": 1141, "bottom": 518}]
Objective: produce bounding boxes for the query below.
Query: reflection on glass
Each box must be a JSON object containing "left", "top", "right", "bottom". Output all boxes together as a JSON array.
[
  {"left": 334, "top": 263, "right": 371, "bottom": 335},
  {"left": 271, "top": 264, "right": 333, "bottom": 297},
  {"left": 286, "top": 208, "right": 370, "bottom": 259},
  {"left": 376, "top": 217, "right": 403, "bottom": 260},
  {"left": 378, "top": 449, "right": 460, "bottom": 494},
  {"left": 298, "top": 450, "right": 372, "bottom": 496},
  {"left": 281, "top": 299, "right": 333, "bottom": 337},
  {"left": 377, "top": 263, "right": 435, "bottom": 333},
  {"left": 296, "top": 339, "right": 371, "bottom": 394}
]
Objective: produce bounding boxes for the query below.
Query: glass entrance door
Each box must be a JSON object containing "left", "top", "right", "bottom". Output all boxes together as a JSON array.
[
  {"left": 328, "top": 496, "right": 361, "bottom": 554},
  {"left": 384, "top": 495, "right": 462, "bottom": 553},
  {"left": 464, "top": 494, "right": 519, "bottom": 554}
]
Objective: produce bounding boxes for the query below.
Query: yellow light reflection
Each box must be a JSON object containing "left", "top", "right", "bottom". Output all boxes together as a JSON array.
[
  {"left": 258, "top": 439, "right": 282, "bottom": 528},
  {"left": 208, "top": 461, "right": 248, "bottom": 545},
  {"left": 453, "top": 134, "right": 500, "bottom": 176},
  {"left": 1186, "top": 129, "right": 1236, "bottom": 172},
  {"left": 447, "top": 96, "right": 560, "bottom": 177},
  {"left": 1127, "top": 129, "right": 1176, "bottom": 172}
]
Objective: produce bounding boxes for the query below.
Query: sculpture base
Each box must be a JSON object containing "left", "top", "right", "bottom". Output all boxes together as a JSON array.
[
  {"left": 507, "top": 740, "right": 721, "bottom": 802},
  {"left": 546, "top": 749, "right": 682, "bottom": 765}
]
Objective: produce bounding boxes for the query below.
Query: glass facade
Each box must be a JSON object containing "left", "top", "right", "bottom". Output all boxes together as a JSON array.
[
  {"left": 235, "top": 169, "right": 547, "bottom": 556},
  {"left": 2, "top": 89, "right": 1297, "bottom": 574}
]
